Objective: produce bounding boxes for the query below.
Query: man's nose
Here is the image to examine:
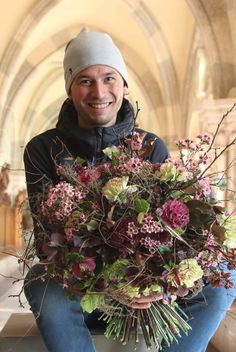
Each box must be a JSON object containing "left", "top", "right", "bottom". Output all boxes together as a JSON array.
[{"left": 91, "top": 82, "right": 106, "bottom": 98}]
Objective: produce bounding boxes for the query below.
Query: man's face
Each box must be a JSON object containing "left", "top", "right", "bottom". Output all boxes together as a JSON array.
[{"left": 69, "top": 65, "right": 129, "bottom": 128}]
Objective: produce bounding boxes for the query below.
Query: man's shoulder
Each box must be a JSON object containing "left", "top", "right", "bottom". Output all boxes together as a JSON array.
[
  {"left": 134, "top": 127, "right": 169, "bottom": 163},
  {"left": 27, "top": 128, "right": 58, "bottom": 142},
  {"left": 135, "top": 127, "right": 162, "bottom": 143},
  {"left": 25, "top": 128, "right": 64, "bottom": 149}
]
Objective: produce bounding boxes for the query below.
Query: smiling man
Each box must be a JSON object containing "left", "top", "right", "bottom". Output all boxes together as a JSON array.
[
  {"left": 23, "top": 28, "right": 236, "bottom": 352},
  {"left": 69, "top": 65, "right": 128, "bottom": 128},
  {"left": 23, "top": 28, "right": 169, "bottom": 352},
  {"left": 64, "top": 29, "right": 129, "bottom": 129}
]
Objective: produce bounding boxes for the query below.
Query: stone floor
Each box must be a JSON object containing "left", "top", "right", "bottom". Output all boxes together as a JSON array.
[{"left": 0, "top": 254, "right": 30, "bottom": 332}]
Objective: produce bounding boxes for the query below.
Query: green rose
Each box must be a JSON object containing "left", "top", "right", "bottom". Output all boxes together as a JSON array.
[
  {"left": 223, "top": 216, "right": 236, "bottom": 249},
  {"left": 178, "top": 259, "right": 203, "bottom": 287},
  {"left": 102, "top": 176, "right": 137, "bottom": 202},
  {"left": 103, "top": 146, "right": 121, "bottom": 159},
  {"left": 155, "top": 163, "right": 187, "bottom": 182},
  {"left": 167, "top": 258, "right": 203, "bottom": 288}
]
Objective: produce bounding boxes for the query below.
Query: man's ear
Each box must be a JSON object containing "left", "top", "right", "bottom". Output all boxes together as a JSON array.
[{"left": 124, "top": 86, "right": 129, "bottom": 95}]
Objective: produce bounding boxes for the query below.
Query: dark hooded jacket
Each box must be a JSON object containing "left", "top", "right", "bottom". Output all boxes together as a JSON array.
[{"left": 24, "top": 98, "right": 169, "bottom": 255}]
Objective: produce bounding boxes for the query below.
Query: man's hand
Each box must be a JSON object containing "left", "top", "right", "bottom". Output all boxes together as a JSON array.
[{"left": 130, "top": 292, "right": 163, "bottom": 309}]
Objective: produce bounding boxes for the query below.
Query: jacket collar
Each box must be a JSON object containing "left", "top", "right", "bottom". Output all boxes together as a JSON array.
[{"left": 56, "top": 98, "right": 135, "bottom": 163}]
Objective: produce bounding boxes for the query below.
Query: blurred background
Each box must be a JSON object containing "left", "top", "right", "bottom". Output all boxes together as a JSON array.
[{"left": 0, "top": 1, "right": 236, "bottom": 351}]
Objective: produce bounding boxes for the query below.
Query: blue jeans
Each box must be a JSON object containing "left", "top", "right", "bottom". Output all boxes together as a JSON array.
[
  {"left": 163, "top": 277, "right": 236, "bottom": 352},
  {"left": 24, "top": 264, "right": 97, "bottom": 352},
  {"left": 24, "top": 263, "right": 236, "bottom": 352}
]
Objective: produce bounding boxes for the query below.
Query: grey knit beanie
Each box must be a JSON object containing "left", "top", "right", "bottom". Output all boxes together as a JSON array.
[{"left": 63, "top": 28, "right": 128, "bottom": 94}]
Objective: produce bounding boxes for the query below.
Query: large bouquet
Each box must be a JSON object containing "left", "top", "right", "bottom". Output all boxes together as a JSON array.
[{"left": 27, "top": 109, "right": 236, "bottom": 350}]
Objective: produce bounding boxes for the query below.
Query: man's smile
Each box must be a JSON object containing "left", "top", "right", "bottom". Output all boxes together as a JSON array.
[{"left": 88, "top": 102, "right": 112, "bottom": 109}]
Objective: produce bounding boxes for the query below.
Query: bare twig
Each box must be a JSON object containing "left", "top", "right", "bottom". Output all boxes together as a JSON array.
[{"left": 207, "top": 102, "right": 236, "bottom": 153}]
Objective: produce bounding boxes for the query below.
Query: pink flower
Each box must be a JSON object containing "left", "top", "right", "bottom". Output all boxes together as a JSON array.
[
  {"left": 72, "top": 257, "right": 96, "bottom": 279},
  {"left": 80, "top": 258, "right": 96, "bottom": 273},
  {"left": 79, "top": 168, "right": 101, "bottom": 185},
  {"left": 162, "top": 199, "right": 189, "bottom": 228},
  {"left": 72, "top": 263, "right": 82, "bottom": 279},
  {"left": 124, "top": 131, "right": 145, "bottom": 150},
  {"left": 80, "top": 170, "right": 90, "bottom": 184},
  {"left": 197, "top": 177, "right": 211, "bottom": 198},
  {"left": 140, "top": 214, "right": 163, "bottom": 234},
  {"left": 152, "top": 163, "right": 161, "bottom": 171}
]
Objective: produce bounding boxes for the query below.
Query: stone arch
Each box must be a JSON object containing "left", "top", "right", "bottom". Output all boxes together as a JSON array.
[
  {"left": 0, "top": 0, "right": 60, "bottom": 96},
  {"left": 122, "top": 0, "right": 181, "bottom": 141},
  {"left": 0, "top": 0, "right": 182, "bottom": 144},
  {"left": 1, "top": 25, "right": 165, "bottom": 141},
  {"left": 20, "top": 68, "right": 63, "bottom": 145},
  {"left": 181, "top": 28, "right": 212, "bottom": 138},
  {"left": 187, "top": 0, "right": 236, "bottom": 98}
]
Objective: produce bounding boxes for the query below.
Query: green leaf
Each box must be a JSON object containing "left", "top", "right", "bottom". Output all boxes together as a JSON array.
[
  {"left": 187, "top": 199, "right": 214, "bottom": 227},
  {"left": 163, "top": 259, "right": 175, "bottom": 270},
  {"left": 66, "top": 252, "right": 81, "bottom": 262},
  {"left": 181, "top": 194, "right": 192, "bottom": 202},
  {"left": 137, "top": 212, "right": 145, "bottom": 224},
  {"left": 103, "top": 259, "right": 129, "bottom": 281},
  {"left": 170, "top": 190, "right": 182, "bottom": 199},
  {"left": 80, "top": 293, "right": 105, "bottom": 313},
  {"left": 157, "top": 245, "right": 172, "bottom": 253},
  {"left": 75, "top": 156, "right": 85, "bottom": 165},
  {"left": 118, "top": 191, "right": 128, "bottom": 204},
  {"left": 135, "top": 198, "right": 150, "bottom": 213},
  {"left": 85, "top": 220, "right": 98, "bottom": 231},
  {"left": 173, "top": 227, "right": 185, "bottom": 235},
  {"left": 73, "top": 279, "right": 92, "bottom": 290}
]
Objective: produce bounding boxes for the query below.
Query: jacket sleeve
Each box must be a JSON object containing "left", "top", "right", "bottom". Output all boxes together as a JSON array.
[
  {"left": 23, "top": 136, "right": 59, "bottom": 258},
  {"left": 140, "top": 130, "right": 169, "bottom": 163},
  {"left": 149, "top": 137, "right": 170, "bottom": 163},
  {"left": 24, "top": 137, "right": 57, "bottom": 197}
]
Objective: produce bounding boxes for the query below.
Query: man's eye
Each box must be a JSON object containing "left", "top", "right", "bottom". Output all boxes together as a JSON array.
[
  {"left": 80, "top": 79, "right": 92, "bottom": 86},
  {"left": 105, "top": 76, "right": 115, "bottom": 82}
]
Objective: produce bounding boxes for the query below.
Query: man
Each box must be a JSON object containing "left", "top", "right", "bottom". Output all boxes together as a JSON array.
[{"left": 24, "top": 28, "right": 236, "bottom": 352}]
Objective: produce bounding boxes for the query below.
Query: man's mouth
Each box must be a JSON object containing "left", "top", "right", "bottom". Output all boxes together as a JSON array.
[{"left": 88, "top": 102, "right": 111, "bottom": 109}]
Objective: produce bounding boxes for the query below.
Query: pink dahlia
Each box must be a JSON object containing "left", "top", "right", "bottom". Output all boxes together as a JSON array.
[{"left": 161, "top": 199, "right": 189, "bottom": 228}]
